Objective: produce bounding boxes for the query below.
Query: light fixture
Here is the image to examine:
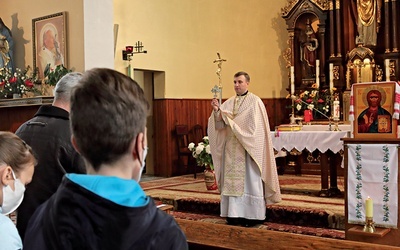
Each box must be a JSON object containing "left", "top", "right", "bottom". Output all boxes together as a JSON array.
[{"left": 122, "top": 41, "right": 147, "bottom": 61}]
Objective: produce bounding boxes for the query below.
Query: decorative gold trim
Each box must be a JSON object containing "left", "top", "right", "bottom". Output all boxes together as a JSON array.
[
  {"left": 385, "top": 49, "right": 391, "bottom": 53},
  {"left": 393, "top": 48, "right": 398, "bottom": 52},
  {"left": 310, "top": 0, "right": 330, "bottom": 10},
  {"left": 283, "top": 47, "right": 292, "bottom": 68},
  {"left": 281, "top": 0, "right": 300, "bottom": 16},
  {"left": 336, "top": 53, "right": 342, "bottom": 57},
  {"left": 336, "top": 0, "right": 340, "bottom": 9},
  {"left": 333, "top": 65, "right": 340, "bottom": 80}
]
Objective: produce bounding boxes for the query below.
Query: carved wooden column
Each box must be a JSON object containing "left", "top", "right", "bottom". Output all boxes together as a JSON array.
[
  {"left": 335, "top": 0, "right": 342, "bottom": 57},
  {"left": 329, "top": 0, "right": 335, "bottom": 58},
  {"left": 319, "top": 26, "right": 327, "bottom": 87},
  {"left": 384, "top": 0, "right": 391, "bottom": 53},
  {"left": 391, "top": 0, "right": 398, "bottom": 52}
]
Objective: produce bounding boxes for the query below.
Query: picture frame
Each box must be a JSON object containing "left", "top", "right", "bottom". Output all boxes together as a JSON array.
[
  {"left": 352, "top": 81, "right": 398, "bottom": 139},
  {"left": 32, "top": 12, "right": 67, "bottom": 79}
]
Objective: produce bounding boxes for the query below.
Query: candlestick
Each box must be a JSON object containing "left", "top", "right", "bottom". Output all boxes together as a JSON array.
[
  {"left": 329, "top": 63, "right": 334, "bottom": 91},
  {"left": 385, "top": 59, "right": 390, "bottom": 82},
  {"left": 290, "top": 66, "right": 295, "bottom": 94},
  {"left": 366, "top": 196, "right": 373, "bottom": 218}
]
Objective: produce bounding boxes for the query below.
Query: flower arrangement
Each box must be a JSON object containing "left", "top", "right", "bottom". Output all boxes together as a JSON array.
[
  {"left": 0, "top": 67, "right": 38, "bottom": 98},
  {"left": 188, "top": 136, "right": 214, "bottom": 170},
  {"left": 290, "top": 84, "right": 334, "bottom": 117}
]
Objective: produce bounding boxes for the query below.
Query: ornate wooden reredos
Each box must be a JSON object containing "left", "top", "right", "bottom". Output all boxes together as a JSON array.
[{"left": 282, "top": 0, "right": 400, "bottom": 122}]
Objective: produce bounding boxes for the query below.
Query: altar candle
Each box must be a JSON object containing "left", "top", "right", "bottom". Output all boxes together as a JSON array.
[
  {"left": 385, "top": 59, "right": 390, "bottom": 82},
  {"left": 333, "top": 98, "right": 340, "bottom": 119},
  {"left": 366, "top": 196, "right": 373, "bottom": 218},
  {"left": 329, "top": 63, "right": 334, "bottom": 91},
  {"left": 315, "top": 60, "right": 320, "bottom": 88},
  {"left": 290, "top": 66, "right": 295, "bottom": 95}
]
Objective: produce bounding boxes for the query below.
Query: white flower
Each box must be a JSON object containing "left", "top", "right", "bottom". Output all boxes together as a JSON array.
[
  {"left": 307, "top": 104, "right": 314, "bottom": 110},
  {"left": 188, "top": 142, "right": 195, "bottom": 150},
  {"left": 205, "top": 144, "right": 211, "bottom": 154},
  {"left": 195, "top": 144, "right": 204, "bottom": 155},
  {"left": 296, "top": 103, "right": 302, "bottom": 111}
]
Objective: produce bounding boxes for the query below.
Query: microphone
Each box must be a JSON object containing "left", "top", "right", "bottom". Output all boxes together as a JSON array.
[{"left": 291, "top": 94, "right": 332, "bottom": 131}]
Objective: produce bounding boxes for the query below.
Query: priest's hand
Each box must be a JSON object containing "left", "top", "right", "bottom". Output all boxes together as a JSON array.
[{"left": 211, "top": 98, "right": 220, "bottom": 112}]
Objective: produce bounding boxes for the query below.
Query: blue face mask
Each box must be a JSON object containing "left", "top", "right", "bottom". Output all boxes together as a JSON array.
[{"left": 137, "top": 147, "right": 148, "bottom": 182}]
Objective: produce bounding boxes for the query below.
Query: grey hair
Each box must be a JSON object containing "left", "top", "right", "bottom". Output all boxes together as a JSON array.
[{"left": 54, "top": 72, "right": 83, "bottom": 102}]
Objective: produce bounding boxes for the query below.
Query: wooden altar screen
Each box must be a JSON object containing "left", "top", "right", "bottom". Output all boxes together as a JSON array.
[{"left": 343, "top": 138, "right": 400, "bottom": 247}]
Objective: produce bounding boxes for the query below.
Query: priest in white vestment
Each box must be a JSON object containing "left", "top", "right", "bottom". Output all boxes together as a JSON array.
[{"left": 208, "top": 71, "right": 281, "bottom": 227}]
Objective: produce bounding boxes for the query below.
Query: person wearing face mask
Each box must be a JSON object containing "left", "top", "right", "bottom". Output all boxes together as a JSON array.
[
  {"left": 23, "top": 68, "right": 188, "bottom": 250},
  {"left": 0, "top": 131, "right": 36, "bottom": 250}
]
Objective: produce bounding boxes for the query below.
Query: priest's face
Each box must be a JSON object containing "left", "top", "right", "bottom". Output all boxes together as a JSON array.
[{"left": 233, "top": 75, "right": 249, "bottom": 96}]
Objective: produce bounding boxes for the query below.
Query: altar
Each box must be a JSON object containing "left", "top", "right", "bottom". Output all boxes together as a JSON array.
[{"left": 271, "top": 125, "right": 351, "bottom": 197}]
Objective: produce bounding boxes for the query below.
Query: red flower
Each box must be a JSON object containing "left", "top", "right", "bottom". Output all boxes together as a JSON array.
[
  {"left": 9, "top": 77, "right": 17, "bottom": 83},
  {"left": 24, "top": 79, "right": 34, "bottom": 88},
  {"left": 0, "top": 81, "right": 4, "bottom": 87},
  {"left": 306, "top": 98, "right": 313, "bottom": 103},
  {"left": 318, "top": 98, "right": 324, "bottom": 103}
]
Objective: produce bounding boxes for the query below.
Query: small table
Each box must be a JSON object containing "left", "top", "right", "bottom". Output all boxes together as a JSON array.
[{"left": 271, "top": 129, "right": 350, "bottom": 197}]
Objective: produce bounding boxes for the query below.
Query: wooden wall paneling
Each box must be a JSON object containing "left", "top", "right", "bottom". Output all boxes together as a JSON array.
[
  {"left": 152, "top": 98, "right": 289, "bottom": 177},
  {"left": 0, "top": 106, "right": 40, "bottom": 132}
]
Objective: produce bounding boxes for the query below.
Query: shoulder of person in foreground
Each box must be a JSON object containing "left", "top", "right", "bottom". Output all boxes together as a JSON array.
[{"left": 0, "top": 213, "right": 23, "bottom": 250}]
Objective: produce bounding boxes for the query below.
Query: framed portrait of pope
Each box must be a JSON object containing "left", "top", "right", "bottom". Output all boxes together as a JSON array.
[{"left": 32, "top": 12, "right": 67, "bottom": 79}]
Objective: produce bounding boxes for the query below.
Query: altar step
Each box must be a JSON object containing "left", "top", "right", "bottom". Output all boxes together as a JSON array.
[{"left": 157, "top": 196, "right": 345, "bottom": 231}]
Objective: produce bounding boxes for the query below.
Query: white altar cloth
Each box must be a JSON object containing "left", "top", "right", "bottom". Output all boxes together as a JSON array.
[
  {"left": 347, "top": 144, "right": 398, "bottom": 228},
  {"left": 271, "top": 131, "right": 350, "bottom": 154}
]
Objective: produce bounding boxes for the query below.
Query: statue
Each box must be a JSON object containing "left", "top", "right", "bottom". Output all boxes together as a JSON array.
[
  {"left": 300, "top": 20, "right": 318, "bottom": 79},
  {"left": 355, "top": 0, "right": 382, "bottom": 47},
  {"left": 0, "top": 18, "right": 14, "bottom": 72}
]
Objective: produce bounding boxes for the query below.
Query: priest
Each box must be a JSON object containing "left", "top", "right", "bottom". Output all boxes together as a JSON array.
[{"left": 208, "top": 71, "right": 281, "bottom": 227}]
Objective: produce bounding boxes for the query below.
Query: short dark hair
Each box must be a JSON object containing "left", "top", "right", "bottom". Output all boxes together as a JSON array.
[
  {"left": 70, "top": 68, "right": 149, "bottom": 170},
  {"left": 234, "top": 71, "right": 250, "bottom": 82}
]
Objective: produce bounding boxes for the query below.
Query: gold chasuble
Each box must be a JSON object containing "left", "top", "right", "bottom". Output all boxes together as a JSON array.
[{"left": 208, "top": 92, "right": 281, "bottom": 205}]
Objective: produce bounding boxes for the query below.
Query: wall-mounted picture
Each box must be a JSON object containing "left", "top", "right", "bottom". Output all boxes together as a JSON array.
[
  {"left": 32, "top": 12, "right": 67, "bottom": 79},
  {"left": 352, "top": 81, "right": 398, "bottom": 139}
]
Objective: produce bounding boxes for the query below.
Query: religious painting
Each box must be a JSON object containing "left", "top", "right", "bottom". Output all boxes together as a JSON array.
[
  {"left": 352, "top": 82, "right": 398, "bottom": 139},
  {"left": 32, "top": 12, "right": 67, "bottom": 79}
]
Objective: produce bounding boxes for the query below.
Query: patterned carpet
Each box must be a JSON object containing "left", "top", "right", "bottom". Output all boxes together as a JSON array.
[{"left": 141, "top": 173, "right": 346, "bottom": 239}]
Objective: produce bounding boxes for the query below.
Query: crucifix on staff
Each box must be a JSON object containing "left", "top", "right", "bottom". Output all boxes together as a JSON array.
[{"left": 211, "top": 52, "right": 227, "bottom": 106}]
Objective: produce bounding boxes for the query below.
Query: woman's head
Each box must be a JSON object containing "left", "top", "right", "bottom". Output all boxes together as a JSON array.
[{"left": 0, "top": 131, "right": 36, "bottom": 215}]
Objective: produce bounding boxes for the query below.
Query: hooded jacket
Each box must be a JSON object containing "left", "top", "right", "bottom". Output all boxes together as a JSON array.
[{"left": 23, "top": 176, "right": 188, "bottom": 250}]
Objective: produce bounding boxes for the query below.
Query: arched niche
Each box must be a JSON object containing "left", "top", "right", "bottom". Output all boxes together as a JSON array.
[{"left": 282, "top": 0, "right": 328, "bottom": 91}]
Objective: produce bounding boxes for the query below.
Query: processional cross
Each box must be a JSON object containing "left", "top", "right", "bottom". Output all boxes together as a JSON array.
[{"left": 211, "top": 52, "right": 227, "bottom": 105}]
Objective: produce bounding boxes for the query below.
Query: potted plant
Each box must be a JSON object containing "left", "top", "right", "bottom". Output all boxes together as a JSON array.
[
  {"left": 41, "top": 64, "right": 71, "bottom": 96},
  {"left": 188, "top": 136, "right": 218, "bottom": 190}
]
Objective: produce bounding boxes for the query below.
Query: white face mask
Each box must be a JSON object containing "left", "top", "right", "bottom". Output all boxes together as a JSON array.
[
  {"left": 1, "top": 170, "right": 26, "bottom": 215},
  {"left": 137, "top": 147, "right": 148, "bottom": 182}
]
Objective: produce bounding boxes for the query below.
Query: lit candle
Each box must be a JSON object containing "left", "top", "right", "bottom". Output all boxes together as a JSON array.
[
  {"left": 385, "top": 59, "right": 390, "bottom": 82},
  {"left": 329, "top": 63, "right": 334, "bottom": 91},
  {"left": 290, "top": 66, "right": 295, "bottom": 95},
  {"left": 315, "top": 60, "right": 320, "bottom": 88},
  {"left": 365, "top": 196, "right": 373, "bottom": 218}
]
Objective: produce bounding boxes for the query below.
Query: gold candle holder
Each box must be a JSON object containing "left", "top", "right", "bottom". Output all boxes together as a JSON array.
[
  {"left": 332, "top": 117, "right": 340, "bottom": 131},
  {"left": 363, "top": 216, "right": 376, "bottom": 233}
]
